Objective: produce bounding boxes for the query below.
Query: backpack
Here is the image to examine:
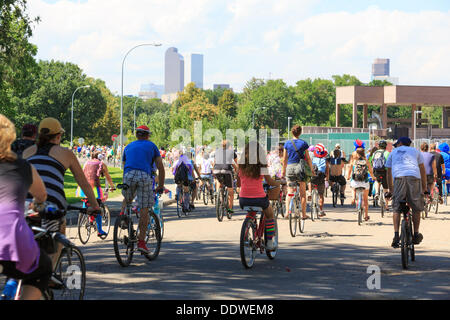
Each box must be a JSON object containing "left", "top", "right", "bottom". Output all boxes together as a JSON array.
[
  {"left": 174, "top": 161, "right": 189, "bottom": 184},
  {"left": 372, "top": 150, "right": 386, "bottom": 170},
  {"left": 352, "top": 158, "right": 368, "bottom": 182}
]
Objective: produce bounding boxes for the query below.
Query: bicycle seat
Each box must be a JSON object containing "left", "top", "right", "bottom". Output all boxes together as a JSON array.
[
  {"left": 117, "top": 184, "right": 130, "bottom": 190},
  {"left": 243, "top": 206, "right": 263, "bottom": 212}
]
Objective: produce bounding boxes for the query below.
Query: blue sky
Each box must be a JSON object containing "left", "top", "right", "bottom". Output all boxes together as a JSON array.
[{"left": 30, "top": 0, "right": 450, "bottom": 95}]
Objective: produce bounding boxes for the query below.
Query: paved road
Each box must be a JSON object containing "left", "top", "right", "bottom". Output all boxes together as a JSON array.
[{"left": 63, "top": 181, "right": 450, "bottom": 300}]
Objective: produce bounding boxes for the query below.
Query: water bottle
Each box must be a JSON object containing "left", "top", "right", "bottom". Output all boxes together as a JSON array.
[
  {"left": 1, "top": 279, "right": 18, "bottom": 300},
  {"left": 153, "top": 197, "right": 160, "bottom": 216}
]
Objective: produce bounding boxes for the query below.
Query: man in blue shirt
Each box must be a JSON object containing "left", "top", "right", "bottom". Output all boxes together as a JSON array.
[{"left": 120, "top": 125, "right": 165, "bottom": 255}]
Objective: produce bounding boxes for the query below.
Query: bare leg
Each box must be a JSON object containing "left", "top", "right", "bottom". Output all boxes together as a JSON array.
[{"left": 138, "top": 208, "right": 149, "bottom": 241}]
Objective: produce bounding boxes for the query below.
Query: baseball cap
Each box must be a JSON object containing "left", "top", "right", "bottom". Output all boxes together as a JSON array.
[
  {"left": 394, "top": 137, "right": 412, "bottom": 148},
  {"left": 335, "top": 143, "right": 341, "bottom": 149},
  {"left": 39, "top": 118, "right": 65, "bottom": 135},
  {"left": 136, "top": 125, "right": 150, "bottom": 133}
]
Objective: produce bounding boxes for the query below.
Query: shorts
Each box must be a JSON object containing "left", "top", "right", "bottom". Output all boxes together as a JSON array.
[
  {"left": 392, "top": 176, "right": 424, "bottom": 214},
  {"left": 0, "top": 248, "right": 52, "bottom": 295},
  {"left": 286, "top": 163, "right": 307, "bottom": 184},
  {"left": 239, "top": 196, "right": 270, "bottom": 210},
  {"left": 350, "top": 180, "right": 370, "bottom": 190},
  {"left": 330, "top": 175, "right": 346, "bottom": 186},
  {"left": 200, "top": 174, "right": 214, "bottom": 186},
  {"left": 310, "top": 173, "right": 326, "bottom": 196},
  {"left": 215, "top": 172, "right": 233, "bottom": 188},
  {"left": 373, "top": 169, "right": 388, "bottom": 189},
  {"left": 122, "top": 170, "right": 154, "bottom": 209},
  {"left": 426, "top": 175, "right": 435, "bottom": 187}
]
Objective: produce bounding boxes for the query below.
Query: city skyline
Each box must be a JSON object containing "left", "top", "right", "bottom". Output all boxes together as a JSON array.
[{"left": 29, "top": 0, "right": 450, "bottom": 95}]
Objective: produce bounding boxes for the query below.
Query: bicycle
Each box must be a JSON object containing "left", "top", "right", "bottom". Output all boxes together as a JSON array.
[
  {"left": 427, "top": 181, "right": 440, "bottom": 216},
  {"left": 77, "top": 190, "right": 112, "bottom": 245},
  {"left": 310, "top": 183, "right": 321, "bottom": 221},
  {"left": 355, "top": 187, "right": 366, "bottom": 226},
  {"left": 215, "top": 175, "right": 232, "bottom": 222},
  {"left": 270, "top": 184, "right": 286, "bottom": 219},
  {"left": 442, "top": 178, "right": 448, "bottom": 206},
  {"left": 2, "top": 204, "right": 87, "bottom": 300},
  {"left": 288, "top": 182, "right": 305, "bottom": 237},
  {"left": 375, "top": 174, "right": 387, "bottom": 218},
  {"left": 239, "top": 206, "right": 278, "bottom": 269},
  {"left": 330, "top": 180, "right": 345, "bottom": 208},
  {"left": 176, "top": 182, "right": 191, "bottom": 218},
  {"left": 113, "top": 184, "right": 161, "bottom": 267},
  {"left": 398, "top": 200, "right": 416, "bottom": 270},
  {"left": 200, "top": 176, "right": 215, "bottom": 206}
]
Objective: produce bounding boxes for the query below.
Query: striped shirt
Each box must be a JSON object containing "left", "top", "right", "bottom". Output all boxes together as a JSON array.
[{"left": 27, "top": 144, "right": 67, "bottom": 210}]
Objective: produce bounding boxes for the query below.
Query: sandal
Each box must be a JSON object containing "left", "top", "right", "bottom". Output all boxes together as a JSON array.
[
  {"left": 302, "top": 215, "right": 310, "bottom": 220},
  {"left": 364, "top": 216, "right": 370, "bottom": 221}
]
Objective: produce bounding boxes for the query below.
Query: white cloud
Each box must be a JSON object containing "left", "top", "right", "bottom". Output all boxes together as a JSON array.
[{"left": 26, "top": 1, "right": 450, "bottom": 95}]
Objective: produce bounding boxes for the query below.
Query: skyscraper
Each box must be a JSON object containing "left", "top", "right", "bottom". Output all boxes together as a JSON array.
[
  {"left": 185, "top": 53, "right": 204, "bottom": 89},
  {"left": 372, "top": 58, "right": 390, "bottom": 78},
  {"left": 165, "top": 47, "right": 184, "bottom": 94}
]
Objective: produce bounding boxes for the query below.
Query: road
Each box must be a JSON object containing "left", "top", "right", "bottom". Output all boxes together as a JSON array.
[{"left": 63, "top": 175, "right": 450, "bottom": 300}]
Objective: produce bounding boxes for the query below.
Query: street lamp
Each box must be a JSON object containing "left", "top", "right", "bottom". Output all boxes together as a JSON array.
[
  {"left": 287, "top": 117, "right": 293, "bottom": 140},
  {"left": 252, "top": 107, "right": 266, "bottom": 128},
  {"left": 120, "top": 43, "right": 162, "bottom": 158},
  {"left": 414, "top": 110, "right": 423, "bottom": 148},
  {"left": 133, "top": 97, "right": 140, "bottom": 134},
  {"left": 71, "top": 85, "right": 90, "bottom": 148}
]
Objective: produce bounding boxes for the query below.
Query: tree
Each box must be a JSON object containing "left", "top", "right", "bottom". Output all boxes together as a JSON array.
[
  {"left": 218, "top": 89, "right": 237, "bottom": 117},
  {"left": 0, "top": 0, "right": 39, "bottom": 119}
]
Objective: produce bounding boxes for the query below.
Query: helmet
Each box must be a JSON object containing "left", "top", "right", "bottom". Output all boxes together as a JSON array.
[{"left": 378, "top": 140, "right": 387, "bottom": 149}]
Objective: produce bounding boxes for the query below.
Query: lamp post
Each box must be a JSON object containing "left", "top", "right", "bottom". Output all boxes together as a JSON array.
[
  {"left": 252, "top": 107, "right": 266, "bottom": 128},
  {"left": 120, "top": 43, "right": 162, "bottom": 159},
  {"left": 133, "top": 97, "right": 140, "bottom": 135},
  {"left": 71, "top": 85, "right": 90, "bottom": 148},
  {"left": 287, "top": 117, "right": 293, "bottom": 140},
  {"left": 414, "top": 110, "right": 423, "bottom": 148}
]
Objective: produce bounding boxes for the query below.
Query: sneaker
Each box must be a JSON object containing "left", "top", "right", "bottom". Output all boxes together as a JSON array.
[
  {"left": 137, "top": 240, "right": 149, "bottom": 254},
  {"left": 319, "top": 211, "right": 326, "bottom": 217},
  {"left": 413, "top": 233, "right": 424, "bottom": 245},
  {"left": 266, "top": 238, "right": 276, "bottom": 251},
  {"left": 391, "top": 235, "right": 400, "bottom": 248}
]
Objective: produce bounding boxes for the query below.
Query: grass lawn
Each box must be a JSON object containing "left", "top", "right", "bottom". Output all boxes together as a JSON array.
[{"left": 64, "top": 167, "right": 124, "bottom": 204}]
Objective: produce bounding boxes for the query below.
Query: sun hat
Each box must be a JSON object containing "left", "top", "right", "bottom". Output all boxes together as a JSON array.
[
  {"left": 39, "top": 118, "right": 65, "bottom": 135},
  {"left": 354, "top": 139, "right": 365, "bottom": 151},
  {"left": 314, "top": 144, "right": 328, "bottom": 158}
]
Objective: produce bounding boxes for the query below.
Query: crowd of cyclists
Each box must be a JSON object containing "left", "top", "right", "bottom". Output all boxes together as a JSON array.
[{"left": 1, "top": 114, "right": 448, "bottom": 299}]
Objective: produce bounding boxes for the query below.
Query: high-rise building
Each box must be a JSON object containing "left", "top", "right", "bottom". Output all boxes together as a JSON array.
[
  {"left": 213, "top": 84, "right": 230, "bottom": 90},
  {"left": 184, "top": 53, "right": 204, "bottom": 89},
  {"left": 372, "top": 58, "right": 390, "bottom": 78},
  {"left": 140, "top": 83, "right": 164, "bottom": 99},
  {"left": 165, "top": 47, "right": 184, "bottom": 94}
]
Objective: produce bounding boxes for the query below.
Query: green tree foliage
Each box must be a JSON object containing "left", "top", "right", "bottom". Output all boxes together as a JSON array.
[{"left": 0, "top": 0, "right": 39, "bottom": 119}]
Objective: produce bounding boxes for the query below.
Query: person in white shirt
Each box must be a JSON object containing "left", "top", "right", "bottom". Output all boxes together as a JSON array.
[{"left": 386, "top": 137, "right": 427, "bottom": 248}]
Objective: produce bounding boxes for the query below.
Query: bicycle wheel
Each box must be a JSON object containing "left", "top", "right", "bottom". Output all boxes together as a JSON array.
[
  {"left": 409, "top": 221, "right": 415, "bottom": 262},
  {"left": 332, "top": 185, "right": 338, "bottom": 208},
  {"left": 52, "top": 246, "right": 86, "bottom": 300},
  {"left": 311, "top": 189, "right": 318, "bottom": 221},
  {"left": 77, "top": 213, "right": 91, "bottom": 245},
  {"left": 101, "top": 204, "right": 111, "bottom": 239},
  {"left": 176, "top": 188, "right": 182, "bottom": 218},
  {"left": 225, "top": 189, "right": 232, "bottom": 220},
  {"left": 265, "top": 217, "right": 278, "bottom": 260},
  {"left": 298, "top": 196, "right": 305, "bottom": 233},
  {"left": 142, "top": 210, "right": 162, "bottom": 261},
  {"left": 400, "top": 220, "right": 409, "bottom": 269},
  {"left": 289, "top": 198, "right": 297, "bottom": 237},
  {"left": 202, "top": 185, "right": 208, "bottom": 206},
  {"left": 240, "top": 217, "right": 257, "bottom": 269},
  {"left": 113, "top": 214, "right": 134, "bottom": 267},
  {"left": 216, "top": 191, "right": 223, "bottom": 222}
]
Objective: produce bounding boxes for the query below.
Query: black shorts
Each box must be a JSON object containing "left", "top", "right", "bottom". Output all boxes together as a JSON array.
[
  {"left": 239, "top": 196, "right": 270, "bottom": 210},
  {"left": 374, "top": 170, "right": 388, "bottom": 189},
  {"left": 0, "top": 248, "right": 52, "bottom": 295},
  {"left": 215, "top": 173, "right": 233, "bottom": 188},
  {"left": 330, "top": 175, "right": 346, "bottom": 186}
]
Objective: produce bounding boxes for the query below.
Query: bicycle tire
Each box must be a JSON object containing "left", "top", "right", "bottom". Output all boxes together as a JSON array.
[
  {"left": 265, "top": 217, "right": 278, "bottom": 260},
  {"left": 298, "top": 196, "right": 305, "bottom": 233},
  {"left": 409, "top": 221, "right": 415, "bottom": 262},
  {"left": 143, "top": 210, "right": 162, "bottom": 261},
  {"left": 77, "top": 213, "right": 91, "bottom": 245},
  {"left": 379, "top": 188, "right": 385, "bottom": 218},
  {"left": 400, "top": 220, "right": 409, "bottom": 269},
  {"left": 216, "top": 191, "right": 224, "bottom": 222},
  {"left": 176, "top": 188, "right": 182, "bottom": 218},
  {"left": 52, "top": 246, "right": 86, "bottom": 300},
  {"left": 101, "top": 204, "right": 111, "bottom": 239},
  {"left": 311, "top": 189, "right": 319, "bottom": 221},
  {"left": 113, "top": 215, "right": 134, "bottom": 267},
  {"left": 289, "top": 198, "right": 297, "bottom": 237},
  {"left": 203, "top": 186, "right": 208, "bottom": 206},
  {"left": 240, "top": 217, "right": 257, "bottom": 269},
  {"left": 332, "top": 185, "right": 338, "bottom": 208}
]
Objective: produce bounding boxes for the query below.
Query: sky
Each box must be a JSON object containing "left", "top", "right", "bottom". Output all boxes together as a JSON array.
[{"left": 28, "top": 0, "right": 450, "bottom": 95}]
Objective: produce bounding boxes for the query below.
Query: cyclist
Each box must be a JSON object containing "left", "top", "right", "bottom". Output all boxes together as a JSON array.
[
  {"left": 430, "top": 143, "right": 445, "bottom": 203},
  {"left": 0, "top": 114, "right": 52, "bottom": 300},
  {"left": 420, "top": 142, "right": 437, "bottom": 194},
  {"left": 386, "top": 137, "right": 427, "bottom": 248},
  {"left": 199, "top": 151, "right": 215, "bottom": 198},
  {"left": 370, "top": 140, "right": 391, "bottom": 211},
  {"left": 213, "top": 140, "right": 238, "bottom": 216},
  {"left": 23, "top": 118, "right": 100, "bottom": 266},
  {"left": 173, "top": 148, "right": 201, "bottom": 210},
  {"left": 347, "top": 147, "right": 375, "bottom": 221},
  {"left": 311, "top": 144, "right": 329, "bottom": 217},
  {"left": 281, "top": 125, "right": 314, "bottom": 220},
  {"left": 328, "top": 146, "right": 347, "bottom": 202},
  {"left": 76, "top": 150, "right": 116, "bottom": 237},
  {"left": 438, "top": 142, "right": 450, "bottom": 195},
  {"left": 119, "top": 125, "right": 165, "bottom": 254},
  {"left": 238, "top": 142, "right": 280, "bottom": 250},
  {"left": 349, "top": 139, "right": 366, "bottom": 205},
  {"left": 11, "top": 124, "right": 38, "bottom": 159}
]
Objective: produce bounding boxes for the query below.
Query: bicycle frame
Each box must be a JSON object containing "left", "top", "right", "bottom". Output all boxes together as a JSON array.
[{"left": 245, "top": 210, "right": 266, "bottom": 253}]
